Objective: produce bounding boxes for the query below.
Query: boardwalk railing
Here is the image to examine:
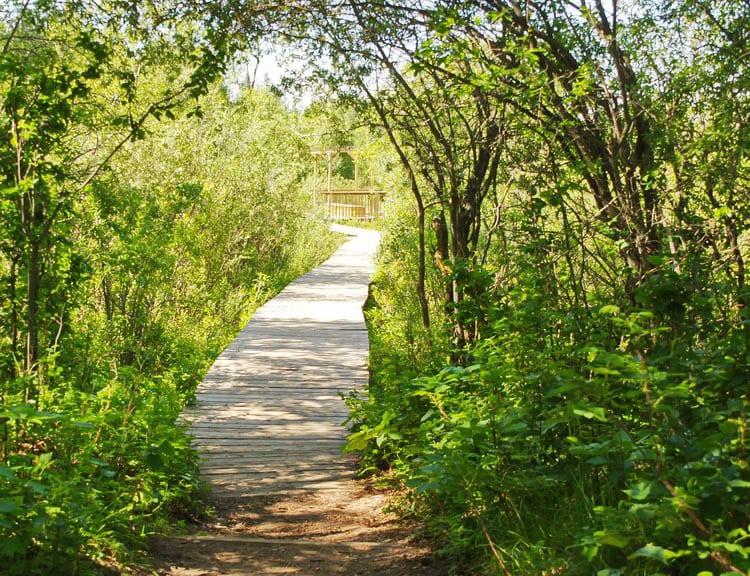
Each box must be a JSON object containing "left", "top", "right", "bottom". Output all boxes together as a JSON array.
[{"left": 317, "top": 189, "right": 386, "bottom": 221}]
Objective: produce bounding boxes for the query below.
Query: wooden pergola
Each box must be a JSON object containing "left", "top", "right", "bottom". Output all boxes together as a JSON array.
[{"left": 312, "top": 148, "right": 385, "bottom": 221}]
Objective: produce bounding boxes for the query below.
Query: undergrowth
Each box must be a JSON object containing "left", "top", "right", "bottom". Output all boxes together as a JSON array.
[{"left": 348, "top": 226, "right": 750, "bottom": 576}]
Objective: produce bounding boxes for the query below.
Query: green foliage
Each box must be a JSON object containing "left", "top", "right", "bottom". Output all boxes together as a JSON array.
[
  {"left": 356, "top": 268, "right": 749, "bottom": 573},
  {"left": 351, "top": 179, "right": 749, "bottom": 574},
  {"left": 0, "top": 5, "right": 339, "bottom": 570},
  {"left": 0, "top": 84, "right": 336, "bottom": 573},
  {"left": 324, "top": 1, "right": 749, "bottom": 573},
  {"left": 1, "top": 0, "right": 748, "bottom": 575},
  {"left": 0, "top": 374, "right": 203, "bottom": 575}
]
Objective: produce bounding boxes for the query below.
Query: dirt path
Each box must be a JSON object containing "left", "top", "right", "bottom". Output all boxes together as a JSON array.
[{"left": 146, "top": 480, "right": 446, "bottom": 576}]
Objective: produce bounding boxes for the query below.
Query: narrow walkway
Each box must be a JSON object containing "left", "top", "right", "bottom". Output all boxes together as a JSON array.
[
  {"left": 184, "top": 224, "right": 380, "bottom": 495},
  {"left": 146, "top": 226, "right": 444, "bottom": 575}
]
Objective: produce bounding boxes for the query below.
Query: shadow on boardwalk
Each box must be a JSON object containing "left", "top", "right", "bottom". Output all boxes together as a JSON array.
[
  {"left": 183, "top": 224, "right": 379, "bottom": 496},
  {"left": 146, "top": 226, "right": 447, "bottom": 576}
]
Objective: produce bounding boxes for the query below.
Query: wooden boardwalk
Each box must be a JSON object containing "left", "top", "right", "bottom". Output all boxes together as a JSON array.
[{"left": 183, "top": 225, "right": 380, "bottom": 496}]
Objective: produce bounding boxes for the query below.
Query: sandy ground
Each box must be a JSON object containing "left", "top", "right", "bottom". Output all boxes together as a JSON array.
[{"left": 142, "top": 480, "right": 449, "bottom": 576}]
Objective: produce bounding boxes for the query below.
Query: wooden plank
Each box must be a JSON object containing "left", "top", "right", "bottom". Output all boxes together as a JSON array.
[
  {"left": 202, "top": 470, "right": 357, "bottom": 482},
  {"left": 195, "top": 452, "right": 352, "bottom": 461},
  {"left": 192, "top": 392, "right": 351, "bottom": 401},
  {"left": 207, "top": 479, "right": 358, "bottom": 496},
  {"left": 199, "top": 460, "right": 355, "bottom": 471},
  {"left": 188, "top": 425, "right": 346, "bottom": 437},
  {"left": 188, "top": 409, "right": 350, "bottom": 418},
  {"left": 191, "top": 441, "right": 346, "bottom": 452},
  {"left": 187, "top": 413, "right": 351, "bottom": 424}
]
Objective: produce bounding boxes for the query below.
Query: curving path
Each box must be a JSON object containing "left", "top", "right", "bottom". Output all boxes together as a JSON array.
[
  {"left": 146, "top": 225, "right": 445, "bottom": 576},
  {"left": 183, "top": 224, "right": 380, "bottom": 495}
]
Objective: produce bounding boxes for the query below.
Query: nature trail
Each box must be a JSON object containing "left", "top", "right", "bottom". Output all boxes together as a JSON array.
[{"left": 146, "top": 225, "right": 445, "bottom": 576}]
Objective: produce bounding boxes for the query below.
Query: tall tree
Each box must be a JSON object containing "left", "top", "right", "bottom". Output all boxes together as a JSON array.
[
  {"left": 0, "top": 1, "right": 232, "bottom": 383},
  {"left": 286, "top": 0, "right": 747, "bottom": 316},
  {"left": 417, "top": 0, "right": 747, "bottom": 311},
  {"left": 278, "top": 1, "right": 506, "bottom": 342}
]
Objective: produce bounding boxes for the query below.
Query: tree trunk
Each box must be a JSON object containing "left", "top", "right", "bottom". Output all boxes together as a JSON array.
[{"left": 416, "top": 195, "right": 431, "bottom": 330}]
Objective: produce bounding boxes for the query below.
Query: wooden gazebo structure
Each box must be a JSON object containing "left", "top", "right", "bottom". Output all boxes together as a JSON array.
[{"left": 312, "top": 149, "right": 385, "bottom": 221}]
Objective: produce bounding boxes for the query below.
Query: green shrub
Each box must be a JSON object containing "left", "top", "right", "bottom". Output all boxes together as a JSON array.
[
  {"left": 0, "top": 368, "right": 205, "bottom": 574},
  {"left": 352, "top": 265, "right": 750, "bottom": 574}
]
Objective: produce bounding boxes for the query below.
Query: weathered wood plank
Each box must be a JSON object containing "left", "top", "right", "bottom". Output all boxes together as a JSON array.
[
  {"left": 185, "top": 226, "right": 379, "bottom": 496},
  {"left": 202, "top": 470, "right": 358, "bottom": 483},
  {"left": 199, "top": 459, "right": 355, "bottom": 470},
  {"left": 186, "top": 410, "right": 351, "bottom": 420},
  {"left": 188, "top": 416, "right": 350, "bottom": 424},
  {"left": 191, "top": 440, "right": 346, "bottom": 451},
  {"left": 188, "top": 426, "right": 346, "bottom": 437},
  {"left": 191, "top": 392, "right": 353, "bottom": 401},
  {"left": 195, "top": 453, "right": 351, "bottom": 462}
]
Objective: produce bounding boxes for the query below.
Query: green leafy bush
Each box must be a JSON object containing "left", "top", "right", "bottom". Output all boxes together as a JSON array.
[
  {"left": 352, "top": 227, "right": 749, "bottom": 574},
  {"left": 0, "top": 368, "right": 204, "bottom": 574},
  {"left": 0, "top": 73, "right": 340, "bottom": 572}
]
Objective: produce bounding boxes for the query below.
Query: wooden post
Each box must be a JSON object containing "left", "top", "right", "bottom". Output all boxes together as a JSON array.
[
  {"left": 310, "top": 147, "right": 384, "bottom": 220},
  {"left": 313, "top": 154, "right": 319, "bottom": 206},
  {"left": 353, "top": 152, "right": 360, "bottom": 192},
  {"left": 326, "top": 151, "right": 333, "bottom": 195},
  {"left": 326, "top": 151, "right": 333, "bottom": 217}
]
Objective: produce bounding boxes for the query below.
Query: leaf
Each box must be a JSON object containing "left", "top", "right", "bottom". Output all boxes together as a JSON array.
[
  {"left": 35, "top": 452, "right": 53, "bottom": 467},
  {"left": 0, "top": 498, "right": 17, "bottom": 514},
  {"left": 592, "top": 367, "right": 621, "bottom": 376},
  {"left": 573, "top": 407, "right": 608, "bottom": 422},
  {"left": 629, "top": 544, "right": 678, "bottom": 564},
  {"left": 3, "top": 403, "right": 35, "bottom": 420},
  {"left": 25, "top": 480, "right": 48, "bottom": 495},
  {"left": 624, "top": 481, "right": 657, "bottom": 501},
  {"left": 599, "top": 305, "right": 621, "bottom": 315},
  {"left": 596, "top": 532, "right": 629, "bottom": 548},
  {"left": 495, "top": 418, "right": 528, "bottom": 435},
  {"left": 713, "top": 206, "right": 731, "bottom": 219},
  {"left": 143, "top": 450, "right": 165, "bottom": 472},
  {"left": 628, "top": 502, "right": 658, "bottom": 520},
  {"left": 44, "top": 505, "right": 64, "bottom": 517},
  {"left": 72, "top": 420, "right": 94, "bottom": 429},
  {"left": 345, "top": 427, "right": 373, "bottom": 452},
  {"left": 711, "top": 541, "right": 750, "bottom": 555}
]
